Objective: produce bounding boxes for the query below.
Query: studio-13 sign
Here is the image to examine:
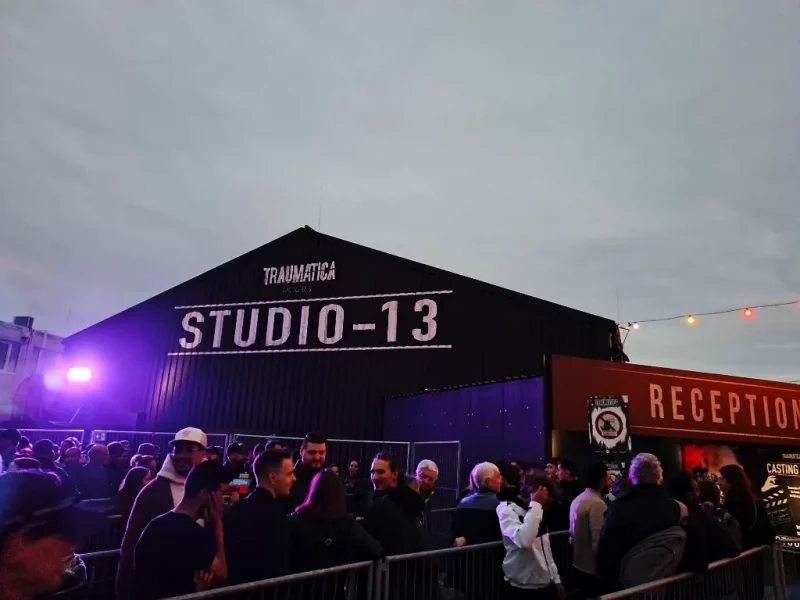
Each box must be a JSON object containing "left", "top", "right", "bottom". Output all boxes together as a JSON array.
[{"left": 169, "top": 290, "right": 453, "bottom": 356}]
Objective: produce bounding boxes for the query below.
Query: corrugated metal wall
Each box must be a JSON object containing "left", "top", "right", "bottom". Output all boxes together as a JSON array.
[
  {"left": 385, "top": 378, "right": 547, "bottom": 489},
  {"left": 63, "top": 227, "right": 614, "bottom": 439}
]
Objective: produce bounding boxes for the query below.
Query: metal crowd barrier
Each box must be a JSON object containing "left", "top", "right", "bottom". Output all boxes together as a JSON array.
[
  {"left": 597, "top": 545, "right": 778, "bottom": 600},
  {"left": 20, "top": 428, "right": 85, "bottom": 445},
  {"left": 230, "top": 434, "right": 412, "bottom": 474},
  {"left": 162, "top": 561, "right": 374, "bottom": 600},
  {"left": 410, "top": 441, "right": 461, "bottom": 509},
  {"left": 548, "top": 530, "right": 575, "bottom": 593},
  {"left": 76, "top": 535, "right": 788, "bottom": 600},
  {"left": 79, "top": 514, "right": 127, "bottom": 553},
  {"left": 75, "top": 549, "right": 120, "bottom": 600},
  {"left": 376, "top": 541, "right": 506, "bottom": 600},
  {"left": 776, "top": 537, "right": 800, "bottom": 600},
  {"left": 424, "top": 507, "right": 455, "bottom": 549},
  {"left": 90, "top": 430, "right": 229, "bottom": 453}
]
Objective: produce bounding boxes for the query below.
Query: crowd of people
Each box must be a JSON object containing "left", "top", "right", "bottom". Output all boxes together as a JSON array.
[
  {"left": 0, "top": 425, "right": 778, "bottom": 600},
  {"left": 0, "top": 427, "right": 440, "bottom": 600},
  {"left": 450, "top": 453, "right": 774, "bottom": 599}
]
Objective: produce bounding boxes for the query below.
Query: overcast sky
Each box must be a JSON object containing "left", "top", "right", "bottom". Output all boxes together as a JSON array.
[{"left": 2, "top": 1, "right": 799, "bottom": 382}]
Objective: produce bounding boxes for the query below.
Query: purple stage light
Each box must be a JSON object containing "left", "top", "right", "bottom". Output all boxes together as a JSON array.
[{"left": 67, "top": 367, "right": 91, "bottom": 382}]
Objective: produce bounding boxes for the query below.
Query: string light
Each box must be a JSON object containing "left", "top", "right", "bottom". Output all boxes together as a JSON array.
[{"left": 627, "top": 299, "right": 799, "bottom": 328}]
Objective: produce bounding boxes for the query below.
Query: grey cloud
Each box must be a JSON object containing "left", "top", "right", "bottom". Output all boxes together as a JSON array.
[{"left": 1, "top": 0, "right": 799, "bottom": 381}]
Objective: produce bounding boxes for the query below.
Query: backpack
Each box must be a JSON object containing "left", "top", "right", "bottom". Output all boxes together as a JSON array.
[{"left": 619, "top": 501, "right": 689, "bottom": 588}]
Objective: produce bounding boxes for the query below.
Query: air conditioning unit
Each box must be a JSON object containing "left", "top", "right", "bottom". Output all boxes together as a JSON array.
[{"left": 13, "top": 316, "right": 34, "bottom": 330}]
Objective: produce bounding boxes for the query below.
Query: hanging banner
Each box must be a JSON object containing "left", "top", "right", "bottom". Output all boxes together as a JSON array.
[
  {"left": 761, "top": 452, "right": 800, "bottom": 538},
  {"left": 588, "top": 395, "right": 632, "bottom": 454}
]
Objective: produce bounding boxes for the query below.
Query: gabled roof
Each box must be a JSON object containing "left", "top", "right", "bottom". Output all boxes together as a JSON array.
[{"left": 68, "top": 225, "right": 612, "bottom": 341}]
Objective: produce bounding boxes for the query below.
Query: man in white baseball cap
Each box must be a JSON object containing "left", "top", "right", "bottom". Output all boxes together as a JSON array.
[{"left": 116, "top": 427, "right": 208, "bottom": 600}]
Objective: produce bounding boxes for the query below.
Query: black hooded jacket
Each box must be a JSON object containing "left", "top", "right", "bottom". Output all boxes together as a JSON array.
[
  {"left": 285, "top": 461, "right": 320, "bottom": 514},
  {"left": 363, "top": 485, "right": 426, "bottom": 556}
]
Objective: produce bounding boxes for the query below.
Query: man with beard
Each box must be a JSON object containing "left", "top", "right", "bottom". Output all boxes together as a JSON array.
[
  {"left": 285, "top": 432, "right": 327, "bottom": 512},
  {"left": 115, "top": 427, "right": 207, "bottom": 600},
  {"left": 224, "top": 442, "right": 255, "bottom": 496}
]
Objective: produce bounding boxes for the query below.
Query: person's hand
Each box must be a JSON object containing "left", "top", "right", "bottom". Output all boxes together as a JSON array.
[
  {"left": 206, "top": 490, "right": 224, "bottom": 526},
  {"left": 194, "top": 571, "right": 214, "bottom": 591},
  {"left": 531, "top": 485, "right": 549, "bottom": 507},
  {"left": 229, "top": 491, "right": 240, "bottom": 504},
  {"left": 555, "top": 583, "right": 566, "bottom": 600},
  {"left": 453, "top": 537, "right": 467, "bottom": 547}
]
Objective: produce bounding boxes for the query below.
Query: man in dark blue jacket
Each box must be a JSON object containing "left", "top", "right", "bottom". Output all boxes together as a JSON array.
[{"left": 452, "top": 462, "right": 503, "bottom": 547}]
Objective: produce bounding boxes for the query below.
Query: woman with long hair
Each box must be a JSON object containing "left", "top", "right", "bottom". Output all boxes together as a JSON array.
[
  {"left": 718, "top": 464, "right": 774, "bottom": 550},
  {"left": 288, "top": 469, "right": 382, "bottom": 567},
  {"left": 116, "top": 466, "right": 152, "bottom": 519},
  {"left": 135, "top": 454, "right": 158, "bottom": 480}
]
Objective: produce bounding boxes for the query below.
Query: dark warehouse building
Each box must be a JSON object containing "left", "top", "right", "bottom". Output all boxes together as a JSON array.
[{"left": 62, "top": 226, "right": 616, "bottom": 438}]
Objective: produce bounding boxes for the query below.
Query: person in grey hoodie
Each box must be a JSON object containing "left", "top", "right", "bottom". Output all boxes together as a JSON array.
[{"left": 115, "top": 428, "right": 207, "bottom": 600}]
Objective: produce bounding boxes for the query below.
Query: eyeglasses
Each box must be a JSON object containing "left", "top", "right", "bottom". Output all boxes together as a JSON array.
[{"left": 171, "top": 445, "right": 204, "bottom": 455}]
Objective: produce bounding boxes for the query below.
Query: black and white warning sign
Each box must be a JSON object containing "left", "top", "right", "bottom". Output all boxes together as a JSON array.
[{"left": 588, "top": 395, "right": 632, "bottom": 454}]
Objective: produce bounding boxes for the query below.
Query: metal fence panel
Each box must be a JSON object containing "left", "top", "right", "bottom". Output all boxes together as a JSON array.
[
  {"left": 78, "top": 514, "right": 127, "bottom": 553},
  {"left": 548, "top": 530, "right": 575, "bottom": 594},
  {"left": 20, "top": 428, "right": 84, "bottom": 445},
  {"left": 379, "top": 541, "right": 505, "bottom": 600},
  {"left": 411, "top": 441, "right": 461, "bottom": 509},
  {"left": 424, "top": 508, "right": 455, "bottom": 550},
  {"left": 90, "top": 430, "right": 228, "bottom": 454},
  {"left": 230, "top": 434, "right": 411, "bottom": 475},
  {"left": 779, "top": 537, "right": 800, "bottom": 594},
  {"left": 160, "top": 561, "right": 374, "bottom": 600},
  {"left": 597, "top": 545, "right": 775, "bottom": 600},
  {"left": 77, "top": 549, "right": 120, "bottom": 600}
]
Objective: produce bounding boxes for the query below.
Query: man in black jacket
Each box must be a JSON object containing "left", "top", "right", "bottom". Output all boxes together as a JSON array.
[
  {"left": 363, "top": 452, "right": 426, "bottom": 556},
  {"left": 598, "top": 453, "right": 709, "bottom": 592},
  {"left": 224, "top": 449, "right": 295, "bottom": 584},
  {"left": 224, "top": 442, "right": 255, "bottom": 496},
  {"left": 31, "top": 439, "right": 77, "bottom": 498},
  {"left": 285, "top": 433, "right": 327, "bottom": 513},
  {"left": 0, "top": 429, "right": 21, "bottom": 472},
  {"left": 548, "top": 459, "right": 582, "bottom": 532}
]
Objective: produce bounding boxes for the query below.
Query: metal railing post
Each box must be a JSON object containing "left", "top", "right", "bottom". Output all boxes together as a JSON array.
[{"left": 773, "top": 543, "right": 787, "bottom": 600}]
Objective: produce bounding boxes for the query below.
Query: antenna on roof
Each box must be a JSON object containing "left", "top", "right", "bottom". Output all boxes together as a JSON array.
[{"left": 318, "top": 184, "right": 324, "bottom": 232}]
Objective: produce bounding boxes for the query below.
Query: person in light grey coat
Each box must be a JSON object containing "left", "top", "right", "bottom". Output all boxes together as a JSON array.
[{"left": 569, "top": 463, "right": 612, "bottom": 599}]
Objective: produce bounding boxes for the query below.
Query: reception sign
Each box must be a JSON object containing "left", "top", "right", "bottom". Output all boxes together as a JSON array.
[{"left": 552, "top": 355, "right": 800, "bottom": 446}]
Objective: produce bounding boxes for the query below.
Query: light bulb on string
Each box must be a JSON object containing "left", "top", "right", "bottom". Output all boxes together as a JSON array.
[
  {"left": 743, "top": 308, "right": 754, "bottom": 318},
  {"left": 632, "top": 322, "right": 640, "bottom": 330},
  {"left": 686, "top": 315, "right": 696, "bottom": 325}
]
